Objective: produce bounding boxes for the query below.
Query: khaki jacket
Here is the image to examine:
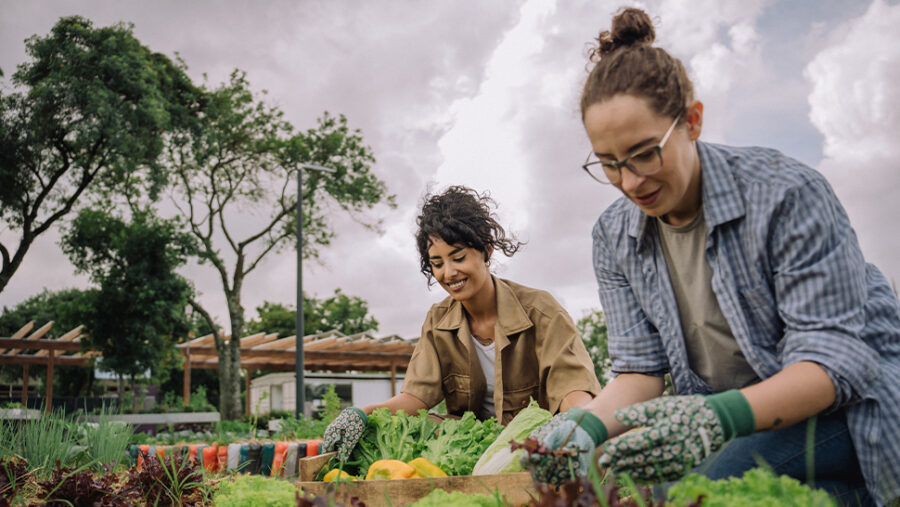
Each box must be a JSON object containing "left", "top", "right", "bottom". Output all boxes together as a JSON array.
[{"left": 401, "top": 276, "right": 601, "bottom": 424}]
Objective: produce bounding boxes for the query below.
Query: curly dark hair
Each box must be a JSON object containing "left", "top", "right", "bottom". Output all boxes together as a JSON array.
[{"left": 415, "top": 186, "right": 523, "bottom": 285}]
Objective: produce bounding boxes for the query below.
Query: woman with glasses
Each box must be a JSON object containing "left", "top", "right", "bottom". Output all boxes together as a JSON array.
[
  {"left": 524, "top": 7, "right": 899, "bottom": 506},
  {"left": 322, "top": 185, "right": 602, "bottom": 464}
]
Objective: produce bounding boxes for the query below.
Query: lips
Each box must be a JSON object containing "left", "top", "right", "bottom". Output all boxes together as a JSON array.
[
  {"left": 447, "top": 279, "right": 466, "bottom": 291},
  {"left": 633, "top": 188, "right": 661, "bottom": 206}
]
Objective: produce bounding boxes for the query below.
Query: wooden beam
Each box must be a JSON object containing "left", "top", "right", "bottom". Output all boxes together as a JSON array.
[
  {"left": 11, "top": 321, "right": 35, "bottom": 339},
  {"left": 4, "top": 321, "right": 52, "bottom": 355},
  {"left": 183, "top": 349, "right": 191, "bottom": 407},
  {"left": 390, "top": 362, "right": 397, "bottom": 397},
  {"left": 0, "top": 355, "right": 90, "bottom": 367},
  {"left": 45, "top": 349, "right": 54, "bottom": 414},
  {"left": 245, "top": 369, "right": 251, "bottom": 417},
  {"left": 22, "top": 364, "right": 29, "bottom": 405},
  {"left": 0, "top": 339, "right": 82, "bottom": 352}
]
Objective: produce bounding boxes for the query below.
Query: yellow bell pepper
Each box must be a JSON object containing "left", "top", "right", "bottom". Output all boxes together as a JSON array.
[
  {"left": 406, "top": 457, "right": 447, "bottom": 478},
  {"left": 364, "top": 459, "right": 417, "bottom": 480},
  {"left": 322, "top": 468, "right": 355, "bottom": 482}
]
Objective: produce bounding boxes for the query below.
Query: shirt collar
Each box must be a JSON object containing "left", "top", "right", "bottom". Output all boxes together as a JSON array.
[
  {"left": 630, "top": 141, "right": 745, "bottom": 249},
  {"left": 435, "top": 275, "right": 533, "bottom": 336}
]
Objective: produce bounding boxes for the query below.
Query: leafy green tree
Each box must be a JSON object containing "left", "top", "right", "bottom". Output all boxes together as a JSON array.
[
  {"left": 166, "top": 70, "right": 394, "bottom": 419},
  {"left": 576, "top": 310, "right": 613, "bottom": 384},
  {"left": 245, "top": 290, "right": 379, "bottom": 338},
  {"left": 0, "top": 16, "right": 200, "bottom": 295},
  {"left": 61, "top": 207, "right": 196, "bottom": 406},
  {"left": 0, "top": 288, "right": 99, "bottom": 396}
]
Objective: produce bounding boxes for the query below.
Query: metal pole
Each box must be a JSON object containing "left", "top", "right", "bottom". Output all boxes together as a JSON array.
[
  {"left": 296, "top": 167, "right": 305, "bottom": 419},
  {"left": 295, "top": 163, "right": 336, "bottom": 420}
]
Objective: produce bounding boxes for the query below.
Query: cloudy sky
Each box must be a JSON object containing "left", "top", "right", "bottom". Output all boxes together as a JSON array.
[{"left": 1, "top": 0, "right": 899, "bottom": 339}]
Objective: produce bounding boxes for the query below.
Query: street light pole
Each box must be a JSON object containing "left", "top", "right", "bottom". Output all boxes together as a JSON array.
[{"left": 296, "top": 163, "right": 336, "bottom": 419}]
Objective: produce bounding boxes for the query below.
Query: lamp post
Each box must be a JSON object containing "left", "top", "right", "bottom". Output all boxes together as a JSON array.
[{"left": 296, "top": 163, "right": 336, "bottom": 419}]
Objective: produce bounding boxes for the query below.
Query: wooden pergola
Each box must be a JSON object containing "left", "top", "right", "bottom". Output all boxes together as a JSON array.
[
  {"left": 0, "top": 321, "right": 418, "bottom": 416},
  {"left": 176, "top": 330, "right": 417, "bottom": 415},
  {"left": 0, "top": 321, "right": 90, "bottom": 413}
]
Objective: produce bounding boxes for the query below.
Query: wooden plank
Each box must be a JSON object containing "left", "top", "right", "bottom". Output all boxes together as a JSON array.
[
  {"left": 299, "top": 452, "right": 336, "bottom": 481},
  {"left": 35, "top": 327, "right": 82, "bottom": 356},
  {"left": 0, "top": 355, "right": 90, "bottom": 367},
  {"left": 0, "top": 339, "right": 82, "bottom": 352},
  {"left": 11, "top": 321, "right": 35, "bottom": 339},
  {"left": 5, "top": 321, "right": 53, "bottom": 355},
  {"left": 296, "top": 472, "right": 536, "bottom": 507}
]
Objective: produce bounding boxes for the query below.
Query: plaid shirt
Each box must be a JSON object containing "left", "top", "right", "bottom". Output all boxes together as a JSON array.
[{"left": 592, "top": 141, "right": 900, "bottom": 504}]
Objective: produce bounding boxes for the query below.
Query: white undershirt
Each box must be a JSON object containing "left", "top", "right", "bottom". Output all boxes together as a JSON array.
[{"left": 472, "top": 337, "right": 496, "bottom": 420}]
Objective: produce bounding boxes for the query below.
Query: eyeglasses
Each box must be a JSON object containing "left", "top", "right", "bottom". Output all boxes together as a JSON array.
[{"left": 582, "top": 113, "right": 682, "bottom": 185}]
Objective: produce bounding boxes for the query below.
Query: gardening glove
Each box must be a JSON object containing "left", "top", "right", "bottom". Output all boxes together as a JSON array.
[
  {"left": 522, "top": 407, "right": 608, "bottom": 486},
  {"left": 322, "top": 407, "right": 368, "bottom": 463},
  {"left": 597, "top": 389, "right": 755, "bottom": 483}
]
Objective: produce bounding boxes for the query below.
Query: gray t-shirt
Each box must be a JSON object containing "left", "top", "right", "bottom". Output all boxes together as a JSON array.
[{"left": 657, "top": 212, "right": 760, "bottom": 391}]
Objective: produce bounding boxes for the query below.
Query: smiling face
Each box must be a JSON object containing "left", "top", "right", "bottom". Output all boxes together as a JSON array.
[
  {"left": 427, "top": 236, "right": 493, "bottom": 304},
  {"left": 584, "top": 94, "right": 704, "bottom": 226}
]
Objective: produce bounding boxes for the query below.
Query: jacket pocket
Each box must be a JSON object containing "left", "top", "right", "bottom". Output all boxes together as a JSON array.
[
  {"left": 442, "top": 374, "right": 470, "bottom": 416},
  {"left": 501, "top": 383, "right": 539, "bottom": 423}
]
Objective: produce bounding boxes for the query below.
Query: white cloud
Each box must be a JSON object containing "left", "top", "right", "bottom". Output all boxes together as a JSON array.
[
  {"left": 432, "top": 0, "right": 558, "bottom": 237},
  {"left": 806, "top": 0, "right": 900, "bottom": 286}
]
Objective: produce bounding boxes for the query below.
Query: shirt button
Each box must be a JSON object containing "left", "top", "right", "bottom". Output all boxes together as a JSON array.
[{"left": 521, "top": 400, "right": 527, "bottom": 406}]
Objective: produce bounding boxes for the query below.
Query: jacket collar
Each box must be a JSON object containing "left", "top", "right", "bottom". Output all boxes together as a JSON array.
[
  {"left": 630, "top": 141, "right": 745, "bottom": 249},
  {"left": 434, "top": 275, "right": 533, "bottom": 339}
]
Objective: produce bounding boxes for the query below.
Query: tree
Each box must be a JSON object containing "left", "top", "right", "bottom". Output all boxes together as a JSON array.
[
  {"left": 61, "top": 207, "right": 196, "bottom": 407},
  {"left": 0, "top": 288, "right": 99, "bottom": 396},
  {"left": 245, "top": 290, "right": 379, "bottom": 338},
  {"left": 0, "top": 16, "right": 199, "bottom": 295},
  {"left": 166, "top": 71, "right": 395, "bottom": 419},
  {"left": 576, "top": 310, "right": 612, "bottom": 384}
]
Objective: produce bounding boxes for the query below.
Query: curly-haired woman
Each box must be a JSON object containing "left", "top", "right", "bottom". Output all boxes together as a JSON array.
[{"left": 322, "top": 185, "right": 601, "bottom": 463}]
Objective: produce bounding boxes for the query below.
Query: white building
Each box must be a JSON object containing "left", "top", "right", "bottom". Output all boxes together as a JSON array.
[{"left": 248, "top": 371, "right": 405, "bottom": 417}]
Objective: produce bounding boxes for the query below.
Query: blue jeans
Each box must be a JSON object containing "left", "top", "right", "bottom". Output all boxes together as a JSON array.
[{"left": 656, "top": 410, "right": 874, "bottom": 506}]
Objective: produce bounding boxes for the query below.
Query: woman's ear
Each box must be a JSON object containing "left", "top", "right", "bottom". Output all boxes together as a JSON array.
[
  {"left": 685, "top": 100, "right": 703, "bottom": 141},
  {"left": 484, "top": 245, "right": 494, "bottom": 263}
]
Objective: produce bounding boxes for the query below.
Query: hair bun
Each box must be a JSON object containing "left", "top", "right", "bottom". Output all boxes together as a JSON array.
[{"left": 591, "top": 7, "right": 656, "bottom": 60}]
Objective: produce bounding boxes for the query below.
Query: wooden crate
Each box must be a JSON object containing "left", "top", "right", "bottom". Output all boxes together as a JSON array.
[{"left": 297, "top": 452, "right": 537, "bottom": 506}]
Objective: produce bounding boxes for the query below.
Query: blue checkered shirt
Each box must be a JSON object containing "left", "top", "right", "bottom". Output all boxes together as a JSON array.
[{"left": 592, "top": 141, "right": 900, "bottom": 504}]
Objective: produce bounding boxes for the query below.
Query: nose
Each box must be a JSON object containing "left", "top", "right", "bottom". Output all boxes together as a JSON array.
[
  {"left": 618, "top": 165, "right": 645, "bottom": 194},
  {"left": 443, "top": 262, "right": 458, "bottom": 280}
]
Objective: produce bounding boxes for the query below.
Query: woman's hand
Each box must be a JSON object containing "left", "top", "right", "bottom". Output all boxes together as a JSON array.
[
  {"left": 522, "top": 408, "right": 608, "bottom": 485},
  {"left": 322, "top": 407, "right": 368, "bottom": 462}
]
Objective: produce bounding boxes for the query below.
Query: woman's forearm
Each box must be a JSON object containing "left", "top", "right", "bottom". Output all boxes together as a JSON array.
[
  {"left": 585, "top": 373, "right": 666, "bottom": 438},
  {"left": 360, "top": 392, "right": 428, "bottom": 415},
  {"left": 740, "top": 361, "right": 835, "bottom": 432},
  {"left": 560, "top": 390, "right": 594, "bottom": 412}
]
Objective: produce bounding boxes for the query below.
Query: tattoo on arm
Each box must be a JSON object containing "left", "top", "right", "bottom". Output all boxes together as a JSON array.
[{"left": 761, "top": 417, "right": 784, "bottom": 431}]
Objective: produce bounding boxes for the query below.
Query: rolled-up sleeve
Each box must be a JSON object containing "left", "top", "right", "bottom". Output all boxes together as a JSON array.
[
  {"left": 592, "top": 219, "right": 669, "bottom": 375},
  {"left": 539, "top": 309, "right": 602, "bottom": 413},
  {"left": 770, "top": 178, "right": 881, "bottom": 407},
  {"left": 400, "top": 312, "right": 445, "bottom": 408}
]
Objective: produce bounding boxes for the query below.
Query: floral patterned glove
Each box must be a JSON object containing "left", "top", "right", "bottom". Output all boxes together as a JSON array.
[
  {"left": 597, "top": 390, "right": 755, "bottom": 483},
  {"left": 527, "top": 412, "right": 567, "bottom": 442},
  {"left": 523, "top": 408, "right": 608, "bottom": 486},
  {"left": 322, "top": 407, "right": 368, "bottom": 462}
]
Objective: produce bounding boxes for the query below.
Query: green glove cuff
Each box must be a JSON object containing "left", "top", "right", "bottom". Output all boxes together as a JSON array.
[
  {"left": 706, "top": 389, "right": 755, "bottom": 440},
  {"left": 563, "top": 407, "right": 608, "bottom": 445},
  {"left": 348, "top": 406, "right": 368, "bottom": 424}
]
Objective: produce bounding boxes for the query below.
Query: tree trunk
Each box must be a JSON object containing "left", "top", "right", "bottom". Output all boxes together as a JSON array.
[
  {"left": 117, "top": 375, "right": 125, "bottom": 410},
  {"left": 130, "top": 374, "right": 137, "bottom": 412},
  {"left": 224, "top": 297, "right": 245, "bottom": 420}
]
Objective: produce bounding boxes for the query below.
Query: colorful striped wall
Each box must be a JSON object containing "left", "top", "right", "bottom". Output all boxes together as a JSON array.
[{"left": 129, "top": 439, "right": 322, "bottom": 477}]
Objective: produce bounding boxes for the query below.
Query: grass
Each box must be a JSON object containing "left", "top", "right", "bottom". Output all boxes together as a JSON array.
[{"left": 0, "top": 407, "right": 82, "bottom": 476}]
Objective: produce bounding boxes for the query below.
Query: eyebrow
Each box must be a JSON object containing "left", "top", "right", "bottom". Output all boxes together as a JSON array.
[
  {"left": 429, "top": 246, "right": 464, "bottom": 260},
  {"left": 594, "top": 135, "right": 657, "bottom": 160}
]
